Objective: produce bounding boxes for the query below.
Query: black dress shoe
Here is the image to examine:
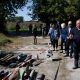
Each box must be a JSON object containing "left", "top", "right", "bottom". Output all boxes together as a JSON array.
[
  {"left": 70, "top": 55, "right": 73, "bottom": 58},
  {"left": 53, "top": 49, "right": 55, "bottom": 51},
  {"left": 64, "top": 55, "right": 69, "bottom": 57},
  {"left": 60, "top": 50, "right": 63, "bottom": 53},
  {"left": 73, "top": 66, "right": 78, "bottom": 69}
]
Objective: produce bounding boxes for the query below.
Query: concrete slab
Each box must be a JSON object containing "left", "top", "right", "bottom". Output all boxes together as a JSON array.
[
  {"left": 66, "top": 57, "right": 80, "bottom": 80},
  {"left": 57, "top": 53, "right": 80, "bottom": 80},
  {"left": 14, "top": 39, "right": 60, "bottom": 80},
  {"left": 33, "top": 60, "right": 59, "bottom": 80}
]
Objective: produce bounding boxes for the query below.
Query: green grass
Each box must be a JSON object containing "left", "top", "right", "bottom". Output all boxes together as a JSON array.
[{"left": 0, "top": 33, "right": 12, "bottom": 46}]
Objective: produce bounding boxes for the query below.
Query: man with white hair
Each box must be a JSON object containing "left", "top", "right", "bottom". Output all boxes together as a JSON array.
[
  {"left": 70, "top": 19, "right": 80, "bottom": 69},
  {"left": 60, "top": 23, "right": 67, "bottom": 53}
]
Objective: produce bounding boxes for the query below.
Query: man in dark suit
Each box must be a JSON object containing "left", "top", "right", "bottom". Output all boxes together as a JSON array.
[
  {"left": 70, "top": 19, "right": 80, "bottom": 69},
  {"left": 65, "top": 21, "right": 73, "bottom": 58}
]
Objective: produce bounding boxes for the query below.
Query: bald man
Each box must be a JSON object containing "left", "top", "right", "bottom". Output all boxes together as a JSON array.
[
  {"left": 70, "top": 19, "right": 80, "bottom": 69},
  {"left": 65, "top": 21, "right": 74, "bottom": 58}
]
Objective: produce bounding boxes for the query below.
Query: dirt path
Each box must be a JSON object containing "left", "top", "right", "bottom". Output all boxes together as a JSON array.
[
  {"left": 0, "top": 36, "right": 48, "bottom": 52},
  {"left": 56, "top": 53, "right": 70, "bottom": 80}
]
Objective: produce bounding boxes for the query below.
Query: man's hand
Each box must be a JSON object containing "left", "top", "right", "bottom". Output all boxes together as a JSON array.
[
  {"left": 67, "top": 34, "right": 73, "bottom": 39},
  {"left": 67, "top": 36, "right": 70, "bottom": 39},
  {"left": 69, "top": 34, "right": 73, "bottom": 39}
]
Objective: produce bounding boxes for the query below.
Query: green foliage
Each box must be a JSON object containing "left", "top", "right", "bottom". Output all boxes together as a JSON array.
[
  {"left": 0, "top": 33, "right": 12, "bottom": 46},
  {"left": 30, "top": 0, "right": 80, "bottom": 23},
  {"left": 0, "top": 0, "right": 28, "bottom": 18},
  {"left": 0, "top": 0, "right": 28, "bottom": 32},
  {"left": 8, "top": 16, "right": 24, "bottom": 22},
  {"left": 31, "top": 0, "right": 67, "bottom": 22},
  {"left": 9, "top": 26, "right": 16, "bottom": 31}
]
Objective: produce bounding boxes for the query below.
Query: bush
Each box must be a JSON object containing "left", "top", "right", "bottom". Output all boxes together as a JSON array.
[{"left": 0, "top": 39, "right": 12, "bottom": 46}]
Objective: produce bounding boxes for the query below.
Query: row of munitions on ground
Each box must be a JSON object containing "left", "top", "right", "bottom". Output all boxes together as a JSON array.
[
  {"left": 2, "top": 65, "right": 45, "bottom": 80},
  {"left": 0, "top": 50, "right": 45, "bottom": 80},
  {"left": 0, "top": 50, "right": 32, "bottom": 80},
  {"left": 0, "top": 50, "right": 32, "bottom": 67}
]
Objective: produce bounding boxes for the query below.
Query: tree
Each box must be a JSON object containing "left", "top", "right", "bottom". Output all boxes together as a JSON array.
[
  {"left": 30, "top": 0, "right": 80, "bottom": 23},
  {"left": 31, "top": 0, "right": 69, "bottom": 23},
  {"left": 65, "top": 0, "right": 77, "bottom": 21},
  {"left": 8, "top": 16, "right": 24, "bottom": 22},
  {"left": 15, "top": 16, "right": 24, "bottom": 22},
  {"left": 0, "top": 0, "right": 28, "bottom": 33}
]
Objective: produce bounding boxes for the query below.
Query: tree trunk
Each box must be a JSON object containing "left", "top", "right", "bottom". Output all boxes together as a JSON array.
[{"left": 0, "top": 18, "right": 7, "bottom": 33}]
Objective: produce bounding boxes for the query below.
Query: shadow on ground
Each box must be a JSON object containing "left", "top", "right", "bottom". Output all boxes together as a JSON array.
[
  {"left": 52, "top": 58, "right": 62, "bottom": 62},
  {"left": 7, "top": 31, "right": 43, "bottom": 37}
]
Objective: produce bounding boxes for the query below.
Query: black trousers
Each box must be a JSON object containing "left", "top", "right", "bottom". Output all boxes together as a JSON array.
[
  {"left": 51, "top": 39, "right": 58, "bottom": 49},
  {"left": 49, "top": 34, "right": 52, "bottom": 45},
  {"left": 74, "top": 47, "right": 80, "bottom": 67},
  {"left": 66, "top": 39, "right": 73, "bottom": 56},
  {"left": 34, "top": 36, "right": 37, "bottom": 44},
  {"left": 61, "top": 39, "right": 66, "bottom": 51}
]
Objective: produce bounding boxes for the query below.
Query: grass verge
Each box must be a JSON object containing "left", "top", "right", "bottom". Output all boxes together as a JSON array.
[{"left": 0, "top": 33, "right": 12, "bottom": 46}]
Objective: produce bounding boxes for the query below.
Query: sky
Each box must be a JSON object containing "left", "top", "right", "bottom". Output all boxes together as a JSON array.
[{"left": 15, "top": 1, "right": 32, "bottom": 21}]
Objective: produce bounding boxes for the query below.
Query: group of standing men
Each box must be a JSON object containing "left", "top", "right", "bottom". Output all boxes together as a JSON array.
[{"left": 48, "top": 19, "right": 80, "bottom": 69}]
